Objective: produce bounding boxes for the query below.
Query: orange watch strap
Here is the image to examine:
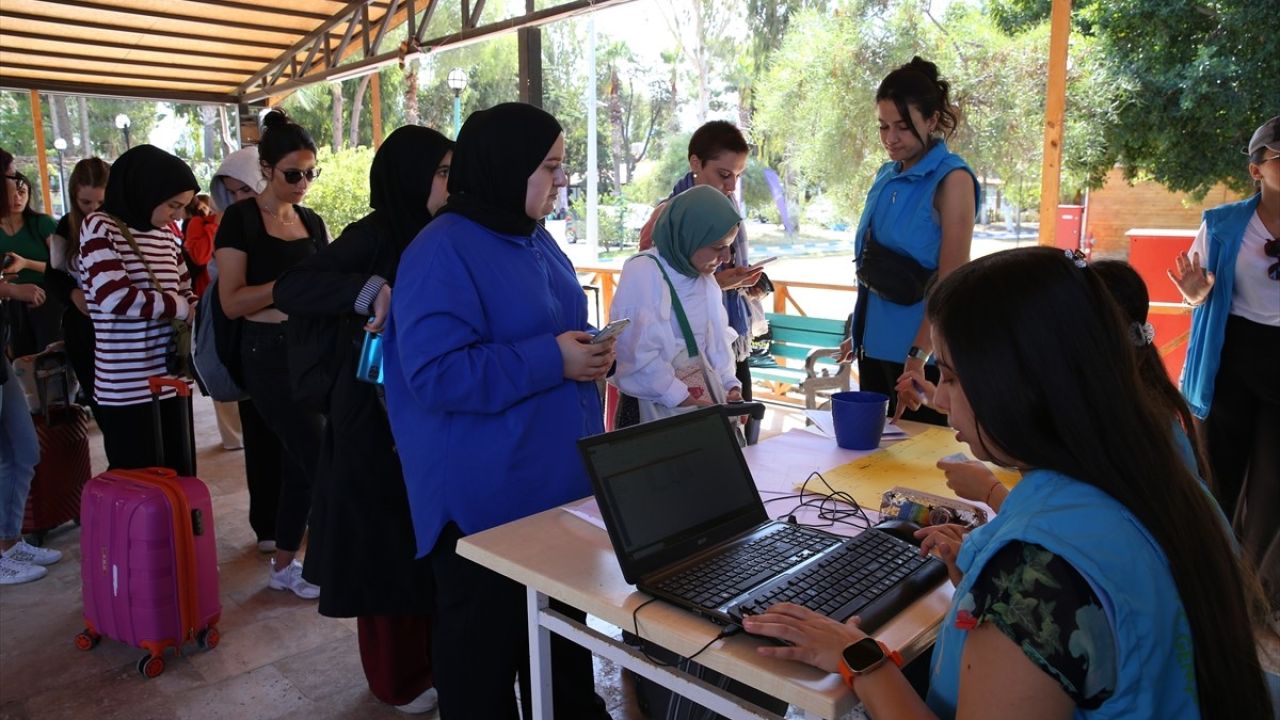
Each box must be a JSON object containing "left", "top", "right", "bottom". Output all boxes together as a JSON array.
[{"left": 838, "top": 640, "right": 903, "bottom": 692}]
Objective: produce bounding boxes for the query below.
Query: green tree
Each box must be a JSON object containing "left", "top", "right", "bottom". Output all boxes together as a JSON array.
[
  {"left": 986, "top": 0, "right": 1277, "bottom": 196},
  {"left": 305, "top": 146, "right": 377, "bottom": 233}
]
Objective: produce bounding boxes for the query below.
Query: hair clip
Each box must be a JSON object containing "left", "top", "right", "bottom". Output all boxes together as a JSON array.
[
  {"left": 1064, "top": 249, "right": 1088, "bottom": 268},
  {"left": 1128, "top": 321, "right": 1156, "bottom": 347}
]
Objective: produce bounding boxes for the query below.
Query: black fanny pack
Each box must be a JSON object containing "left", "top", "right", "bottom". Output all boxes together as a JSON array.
[{"left": 855, "top": 229, "right": 937, "bottom": 306}]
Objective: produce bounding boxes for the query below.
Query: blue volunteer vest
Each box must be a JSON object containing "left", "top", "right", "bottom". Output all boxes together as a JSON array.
[
  {"left": 925, "top": 469, "right": 1200, "bottom": 719},
  {"left": 1180, "top": 194, "right": 1260, "bottom": 418},
  {"left": 853, "top": 142, "right": 979, "bottom": 363}
]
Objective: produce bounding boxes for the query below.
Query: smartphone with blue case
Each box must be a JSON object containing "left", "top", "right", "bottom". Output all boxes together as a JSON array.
[{"left": 356, "top": 330, "right": 385, "bottom": 385}]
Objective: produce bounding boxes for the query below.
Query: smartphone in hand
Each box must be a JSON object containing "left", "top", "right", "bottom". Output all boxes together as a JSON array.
[
  {"left": 747, "top": 256, "right": 779, "bottom": 270},
  {"left": 590, "top": 318, "right": 631, "bottom": 345}
]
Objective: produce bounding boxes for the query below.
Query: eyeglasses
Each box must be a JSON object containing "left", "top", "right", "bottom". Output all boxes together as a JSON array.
[
  {"left": 1266, "top": 237, "right": 1279, "bottom": 281},
  {"left": 279, "top": 168, "right": 321, "bottom": 184},
  {"left": 4, "top": 173, "right": 30, "bottom": 192}
]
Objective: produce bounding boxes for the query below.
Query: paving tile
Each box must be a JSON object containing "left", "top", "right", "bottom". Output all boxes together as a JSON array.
[{"left": 270, "top": 633, "right": 364, "bottom": 702}]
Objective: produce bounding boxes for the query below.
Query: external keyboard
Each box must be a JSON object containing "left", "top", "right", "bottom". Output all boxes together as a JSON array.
[
  {"left": 652, "top": 524, "right": 842, "bottom": 611},
  {"left": 728, "top": 529, "right": 947, "bottom": 632}
]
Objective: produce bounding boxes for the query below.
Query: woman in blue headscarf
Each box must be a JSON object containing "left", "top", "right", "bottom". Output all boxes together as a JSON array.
[{"left": 612, "top": 185, "right": 745, "bottom": 424}]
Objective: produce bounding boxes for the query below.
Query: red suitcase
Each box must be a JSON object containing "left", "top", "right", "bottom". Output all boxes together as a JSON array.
[
  {"left": 22, "top": 349, "right": 91, "bottom": 543},
  {"left": 22, "top": 405, "right": 92, "bottom": 542},
  {"left": 75, "top": 378, "right": 221, "bottom": 678}
]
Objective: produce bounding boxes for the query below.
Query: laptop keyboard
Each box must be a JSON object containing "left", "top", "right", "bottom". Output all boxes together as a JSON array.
[
  {"left": 653, "top": 524, "right": 842, "bottom": 611},
  {"left": 729, "top": 529, "right": 945, "bottom": 631}
]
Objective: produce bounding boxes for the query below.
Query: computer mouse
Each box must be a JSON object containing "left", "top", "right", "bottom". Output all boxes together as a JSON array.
[{"left": 872, "top": 519, "right": 924, "bottom": 547}]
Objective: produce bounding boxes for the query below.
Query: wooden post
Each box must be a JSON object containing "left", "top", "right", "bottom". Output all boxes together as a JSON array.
[
  {"left": 1037, "top": 0, "right": 1072, "bottom": 246},
  {"left": 28, "top": 90, "right": 53, "bottom": 214},
  {"left": 371, "top": 72, "right": 384, "bottom": 149}
]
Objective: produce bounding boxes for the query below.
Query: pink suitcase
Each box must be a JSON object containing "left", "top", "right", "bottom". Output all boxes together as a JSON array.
[{"left": 75, "top": 379, "right": 220, "bottom": 678}]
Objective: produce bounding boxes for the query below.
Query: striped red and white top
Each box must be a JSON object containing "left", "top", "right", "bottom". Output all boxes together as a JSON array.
[{"left": 79, "top": 212, "right": 194, "bottom": 406}]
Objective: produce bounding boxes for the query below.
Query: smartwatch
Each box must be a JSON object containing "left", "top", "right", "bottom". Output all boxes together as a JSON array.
[
  {"left": 906, "top": 346, "right": 930, "bottom": 362},
  {"left": 837, "top": 638, "right": 904, "bottom": 692}
]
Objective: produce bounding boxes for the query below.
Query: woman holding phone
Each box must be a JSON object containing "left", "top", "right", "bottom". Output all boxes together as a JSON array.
[
  {"left": 383, "top": 103, "right": 613, "bottom": 719},
  {"left": 611, "top": 185, "right": 746, "bottom": 425}
]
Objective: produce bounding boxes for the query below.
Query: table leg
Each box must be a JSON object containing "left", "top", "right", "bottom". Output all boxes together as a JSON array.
[{"left": 526, "top": 587, "right": 554, "bottom": 720}]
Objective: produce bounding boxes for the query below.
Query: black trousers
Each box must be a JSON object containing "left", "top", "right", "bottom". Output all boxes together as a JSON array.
[
  {"left": 96, "top": 395, "right": 195, "bottom": 476},
  {"left": 240, "top": 321, "right": 324, "bottom": 553},
  {"left": 238, "top": 398, "right": 283, "bottom": 544},
  {"left": 1202, "top": 314, "right": 1279, "bottom": 608},
  {"left": 858, "top": 356, "right": 948, "bottom": 427},
  {"left": 430, "top": 522, "right": 610, "bottom": 720}
]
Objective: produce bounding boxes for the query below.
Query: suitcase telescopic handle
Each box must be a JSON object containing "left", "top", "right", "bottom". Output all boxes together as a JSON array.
[{"left": 149, "top": 377, "right": 192, "bottom": 398}]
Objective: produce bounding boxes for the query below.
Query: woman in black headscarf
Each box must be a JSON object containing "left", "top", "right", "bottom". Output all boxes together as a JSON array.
[
  {"left": 383, "top": 104, "right": 614, "bottom": 719},
  {"left": 78, "top": 145, "right": 198, "bottom": 472},
  {"left": 272, "top": 125, "right": 453, "bottom": 715}
]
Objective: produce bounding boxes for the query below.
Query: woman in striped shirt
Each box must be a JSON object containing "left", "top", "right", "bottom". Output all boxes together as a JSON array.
[{"left": 79, "top": 145, "right": 199, "bottom": 473}]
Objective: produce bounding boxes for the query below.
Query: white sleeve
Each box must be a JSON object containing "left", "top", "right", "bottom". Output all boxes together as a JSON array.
[
  {"left": 1189, "top": 221, "right": 1208, "bottom": 263},
  {"left": 609, "top": 258, "right": 690, "bottom": 408}
]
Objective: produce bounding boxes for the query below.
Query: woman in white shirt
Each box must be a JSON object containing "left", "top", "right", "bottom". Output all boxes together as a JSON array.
[{"left": 611, "top": 185, "right": 745, "bottom": 425}]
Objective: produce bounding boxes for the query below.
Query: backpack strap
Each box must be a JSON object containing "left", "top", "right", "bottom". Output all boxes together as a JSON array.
[{"left": 639, "top": 253, "right": 699, "bottom": 358}]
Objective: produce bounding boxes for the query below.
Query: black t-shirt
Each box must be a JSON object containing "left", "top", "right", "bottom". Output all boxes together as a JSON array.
[{"left": 214, "top": 200, "right": 327, "bottom": 287}]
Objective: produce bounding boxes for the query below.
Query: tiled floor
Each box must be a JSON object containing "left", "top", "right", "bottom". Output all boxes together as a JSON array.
[{"left": 0, "top": 395, "right": 811, "bottom": 720}]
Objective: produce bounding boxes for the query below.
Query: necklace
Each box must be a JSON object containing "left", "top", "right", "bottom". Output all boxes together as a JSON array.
[{"left": 258, "top": 202, "right": 296, "bottom": 225}]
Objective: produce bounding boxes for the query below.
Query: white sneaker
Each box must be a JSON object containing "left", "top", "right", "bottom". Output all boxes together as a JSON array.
[
  {"left": 395, "top": 687, "right": 438, "bottom": 714},
  {"left": 0, "top": 556, "right": 48, "bottom": 585},
  {"left": 3, "top": 540, "right": 62, "bottom": 566},
  {"left": 268, "top": 558, "right": 320, "bottom": 599}
]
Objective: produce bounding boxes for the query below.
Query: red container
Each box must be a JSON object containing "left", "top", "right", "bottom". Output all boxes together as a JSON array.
[
  {"left": 1125, "top": 229, "right": 1197, "bottom": 383},
  {"left": 1055, "top": 205, "right": 1085, "bottom": 251},
  {"left": 77, "top": 468, "right": 221, "bottom": 678}
]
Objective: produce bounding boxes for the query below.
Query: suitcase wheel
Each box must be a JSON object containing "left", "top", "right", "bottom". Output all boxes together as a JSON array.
[
  {"left": 196, "top": 627, "right": 220, "bottom": 651},
  {"left": 137, "top": 654, "right": 165, "bottom": 679},
  {"left": 73, "top": 631, "right": 100, "bottom": 651}
]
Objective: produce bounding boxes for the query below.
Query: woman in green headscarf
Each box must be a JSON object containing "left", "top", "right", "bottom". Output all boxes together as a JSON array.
[{"left": 610, "top": 185, "right": 745, "bottom": 425}]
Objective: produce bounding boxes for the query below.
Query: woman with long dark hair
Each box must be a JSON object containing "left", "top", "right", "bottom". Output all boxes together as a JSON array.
[
  {"left": 1, "top": 156, "right": 59, "bottom": 357},
  {"left": 841, "top": 57, "right": 978, "bottom": 426},
  {"left": 45, "top": 156, "right": 110, "bottom": 405},
  {"left": 0, "top": 147, "right": 55, "bottom": 585},
  {"left": 215, "top": 110, "right": 329, "bottom": 598},
  {"left": 744, "top": 247, "right": 1272, "bottom": 719},
  {"left": 384, "top": 103, "right": 614, "bottom": 719},
  {"left": 273, "top": 125, "right": 453, "bottom": 714}
]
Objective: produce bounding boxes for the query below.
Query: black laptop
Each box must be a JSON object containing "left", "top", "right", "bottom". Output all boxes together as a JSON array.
[{"left": 578, "top": 406, "right": 948, "bottom": 632}]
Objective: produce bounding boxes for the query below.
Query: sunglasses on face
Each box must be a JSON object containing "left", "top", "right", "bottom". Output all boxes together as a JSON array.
[
  {"left": 278, "top": 168, "right": 321, "bottom": 184},
  {"left": 4, "top": 173, "right": 30, "bottom": 192}
]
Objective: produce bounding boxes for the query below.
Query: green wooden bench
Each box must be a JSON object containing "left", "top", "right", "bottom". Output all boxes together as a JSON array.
[{"left": 747, "top": 313, "right": 853, "bottom": 409}]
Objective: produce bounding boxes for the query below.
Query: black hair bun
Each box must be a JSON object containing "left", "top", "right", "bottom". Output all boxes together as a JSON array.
[
  {"left": 906, "top": 56, "right": 940, "bottom": 83},
  {"left": 261, "top": 109, "right": 292, "bottom": 131}
]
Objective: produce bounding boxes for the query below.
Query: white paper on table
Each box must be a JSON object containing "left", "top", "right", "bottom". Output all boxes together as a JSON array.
[
  {"left": 804, "top": 409, "right": 908, "bottom": 439},
  {"left": 803, "top": 409, "right": 836, "bottom": 437},
  {"left": 562, "top": 497, "right": 608, "bottom": 532}
]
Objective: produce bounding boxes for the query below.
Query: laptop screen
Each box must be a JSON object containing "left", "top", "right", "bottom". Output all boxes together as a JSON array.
[{"left": 579, "top": 408, "right": 767, "bottom": 583}]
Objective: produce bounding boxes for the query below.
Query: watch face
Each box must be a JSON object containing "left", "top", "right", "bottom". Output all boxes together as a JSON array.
[{"left": 842, "top": 637, "right": 885, "bottom": 673}]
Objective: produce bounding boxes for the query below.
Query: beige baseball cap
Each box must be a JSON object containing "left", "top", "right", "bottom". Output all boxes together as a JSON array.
[{"left": 1246, "top": 115, "right": 1280, "bottom": 157}]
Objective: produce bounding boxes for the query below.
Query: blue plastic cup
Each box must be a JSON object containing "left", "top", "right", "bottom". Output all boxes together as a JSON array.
[{"left": 830, "top": 391, "right": 890, "bottom": 450}]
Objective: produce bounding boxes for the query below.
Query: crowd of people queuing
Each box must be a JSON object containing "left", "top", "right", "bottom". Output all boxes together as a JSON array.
[{"left": 0, "top": 55, "right": 1276, "bottom": 718}]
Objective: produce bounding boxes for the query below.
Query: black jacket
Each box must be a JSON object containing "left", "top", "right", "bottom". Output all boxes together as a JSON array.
[{"left": 273, "top": 214, "right": 430, "bottom": 618}]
